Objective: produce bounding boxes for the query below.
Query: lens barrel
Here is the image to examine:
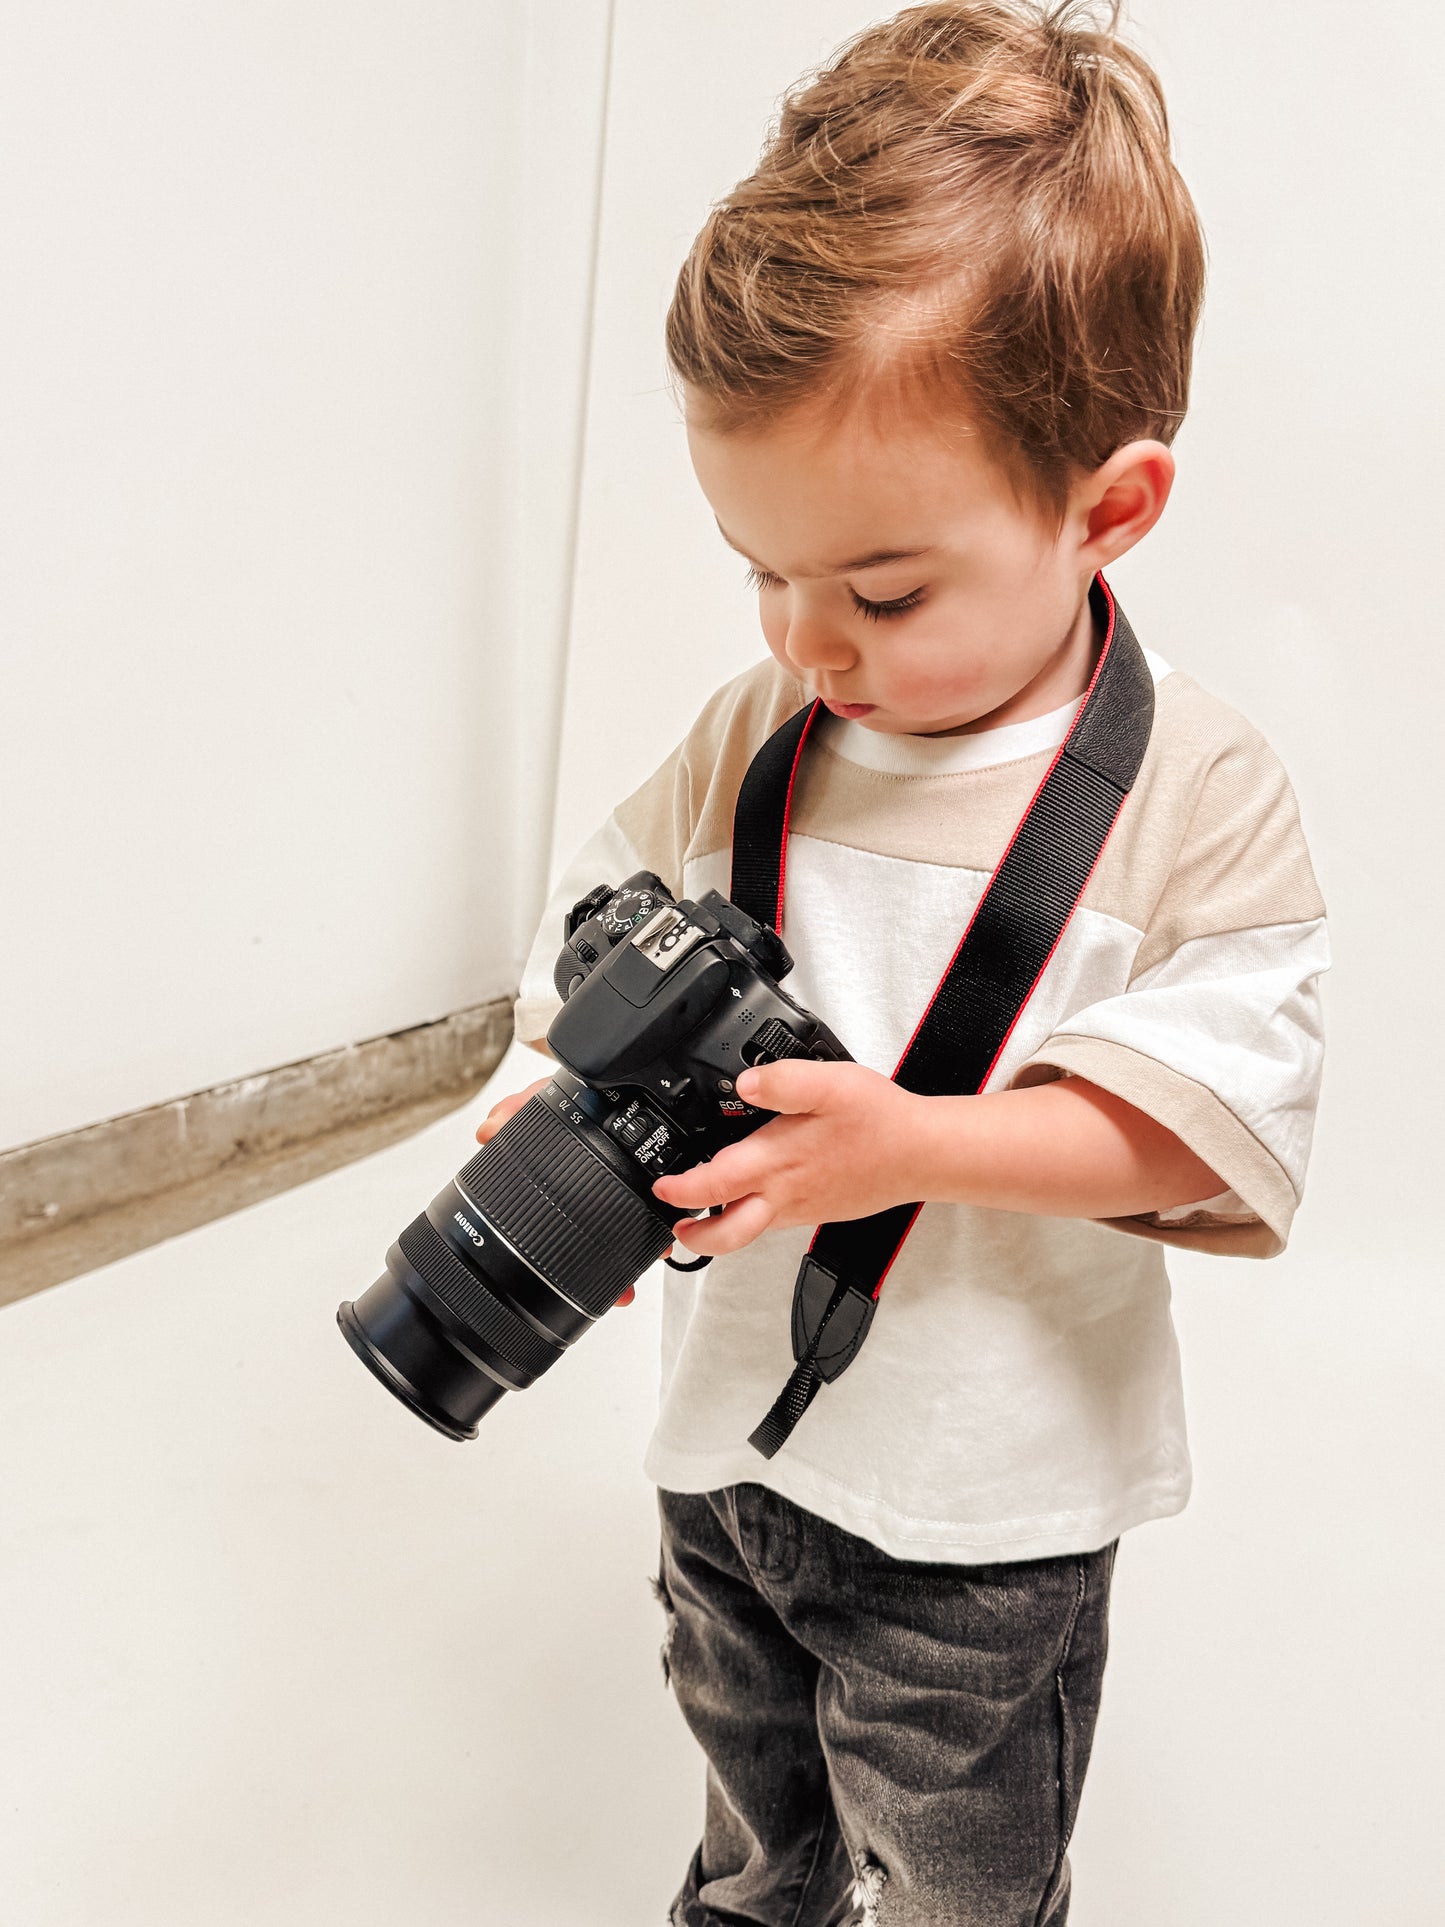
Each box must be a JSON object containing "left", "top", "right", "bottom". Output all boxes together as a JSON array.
[{"left": 338, "top": 1087, "right": 676, "bottom": 1439}]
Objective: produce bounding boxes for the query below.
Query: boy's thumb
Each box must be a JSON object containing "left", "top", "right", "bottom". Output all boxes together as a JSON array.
[{"left": 735, "top": 1059, "right": 822, "bottom": 1114}]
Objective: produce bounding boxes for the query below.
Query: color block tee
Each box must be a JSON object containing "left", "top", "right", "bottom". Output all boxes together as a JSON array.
[{"left": 512, "top": 644, "right": 1329, "bottom": 1563}]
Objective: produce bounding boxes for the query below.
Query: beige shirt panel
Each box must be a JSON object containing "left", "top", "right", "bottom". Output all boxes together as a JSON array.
[{"left": 612, "top": 661, "right": 1325, "bottom": 991}]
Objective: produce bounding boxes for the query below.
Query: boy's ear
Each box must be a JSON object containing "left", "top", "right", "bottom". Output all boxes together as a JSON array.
[{"left": 1072, "top": 439, "right": 1175, "bottom": 571}]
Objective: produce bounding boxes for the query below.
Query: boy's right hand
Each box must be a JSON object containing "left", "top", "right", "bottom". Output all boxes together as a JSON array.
[
  {"left": 472, "top": 1078, "right": 671, "bottom": 1301},
  {"left": 474, "top": 1077, "right": 552, "bottom": 1146}
]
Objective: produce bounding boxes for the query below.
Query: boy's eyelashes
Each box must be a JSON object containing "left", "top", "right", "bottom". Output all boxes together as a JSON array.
[
  {"left": 744, "top": 562, "right": 925, "bottom": 623},
  {"left": 852, "top": 586, "right": 926, "bottom": 623}
]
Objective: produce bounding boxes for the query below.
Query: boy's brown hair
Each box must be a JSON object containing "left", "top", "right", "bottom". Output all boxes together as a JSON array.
[{"left": 666, "top": 0, "right": 1205, "bottom": 517}]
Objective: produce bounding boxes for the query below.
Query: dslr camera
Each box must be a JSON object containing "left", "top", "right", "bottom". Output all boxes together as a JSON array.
[{"left": 338, "top": 872, "right": 850, "bottom": 1439}]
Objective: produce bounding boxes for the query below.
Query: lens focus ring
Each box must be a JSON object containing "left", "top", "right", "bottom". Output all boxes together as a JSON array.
[{"left": 457, "top": 1093, "right": 674, "bottom": 1318}]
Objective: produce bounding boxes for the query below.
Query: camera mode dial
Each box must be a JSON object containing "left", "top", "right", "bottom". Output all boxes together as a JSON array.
[{"left": 602, "top": 886, "right": 662, "bottom": 943}]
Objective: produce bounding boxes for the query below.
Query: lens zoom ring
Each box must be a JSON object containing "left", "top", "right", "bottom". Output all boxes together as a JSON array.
[
  {"left": 398, "top": 1214, "right": 565, "bottom": 1384},
  {"left": 458, "top": 1096, "right": 673, "bottom": 1317}
]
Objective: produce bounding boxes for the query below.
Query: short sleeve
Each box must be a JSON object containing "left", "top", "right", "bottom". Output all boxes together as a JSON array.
[
  {"left": 511, "top": 811, "right": 654, "bottom": 1054},
  {"left": 512, "top": 657, "right": 807, "bottom": 1055},
  {"left": 1014, "top": 720, "right": 1329, "bottom": 1257}
]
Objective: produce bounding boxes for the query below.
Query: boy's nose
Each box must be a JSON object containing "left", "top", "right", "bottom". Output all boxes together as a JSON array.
[{"left": 784, "top": 614, "right": 857, "bottom": 676}]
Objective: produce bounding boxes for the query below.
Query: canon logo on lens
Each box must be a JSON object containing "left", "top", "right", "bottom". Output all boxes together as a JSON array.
[{"left": 452, "top": 1210, "right": 486, "bottom": 1248}]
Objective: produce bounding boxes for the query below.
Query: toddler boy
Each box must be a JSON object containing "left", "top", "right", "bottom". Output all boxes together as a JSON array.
[{"left": 482, "top": 4, "right": 1327, "bottom": 1920}]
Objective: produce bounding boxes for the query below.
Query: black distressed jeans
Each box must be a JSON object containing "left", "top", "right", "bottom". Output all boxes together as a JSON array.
[{"left": 653, "top": 1484, "right": 1116, "bottom": 1927}]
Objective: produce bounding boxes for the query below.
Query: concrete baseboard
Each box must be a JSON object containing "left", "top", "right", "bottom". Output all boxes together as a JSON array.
[{"left": 0, "top": 999, "right": 514, "bottom": 1307}]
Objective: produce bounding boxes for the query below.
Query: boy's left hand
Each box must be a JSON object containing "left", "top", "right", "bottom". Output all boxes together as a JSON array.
[{"left": 651, "top": 1059, "right": 921, "bottom": 1258}]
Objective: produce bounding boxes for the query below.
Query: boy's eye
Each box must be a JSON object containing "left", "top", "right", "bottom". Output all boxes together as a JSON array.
[
  {"left": 745, "top": 563, "right": 924, "bottom": 622},
  {"left": 850, "top": 587, "right": 925, "bottom": 622}
]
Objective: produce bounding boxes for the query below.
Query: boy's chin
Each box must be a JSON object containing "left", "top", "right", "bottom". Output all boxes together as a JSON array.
[
  {"left": 831, "top": 708, "right": 933, "bottom": 736},
  {"left": 844, "top": 707, "right": 934, "bottom": 735}
]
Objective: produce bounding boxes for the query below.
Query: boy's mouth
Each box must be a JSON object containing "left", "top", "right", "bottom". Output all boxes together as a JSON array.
[{"left": 821, "top": 699, "right": 875, "bottom": 719}]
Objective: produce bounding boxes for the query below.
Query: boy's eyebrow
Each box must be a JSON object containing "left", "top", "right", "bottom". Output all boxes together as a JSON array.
[{"left": 714, "top": 519, "right": 933, "bottom": 575}]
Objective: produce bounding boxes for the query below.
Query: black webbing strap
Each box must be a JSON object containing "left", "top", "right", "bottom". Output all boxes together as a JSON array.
[
  {"left": 730, "top": 697, "right": 827, "bottom": 939},
  {"left": 728, "top": 575, "right": 1155, "bottom": 1458}
]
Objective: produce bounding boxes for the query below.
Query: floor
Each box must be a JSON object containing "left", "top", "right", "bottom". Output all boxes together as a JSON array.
[
  {"left": 2, "top": 1040, "right": 1442, "bottom": 1924},
  {"left": 0, "top": 1043, "right": 702, "bottom": 1927}
]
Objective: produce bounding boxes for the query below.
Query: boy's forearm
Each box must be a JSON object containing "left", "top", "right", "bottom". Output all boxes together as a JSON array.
[{"left": 904, "top": 1076, "right": 1224, "bottom": 1220}]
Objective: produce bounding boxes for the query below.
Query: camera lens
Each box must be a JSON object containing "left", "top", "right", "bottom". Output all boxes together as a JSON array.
[{"left": 338, "top": 1080, "right": 677, "bottom": 1439}]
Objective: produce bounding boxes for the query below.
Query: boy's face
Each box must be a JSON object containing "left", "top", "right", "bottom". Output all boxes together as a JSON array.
[{"left": 685, "top": 397, "right": 1108, "bottom": 737}]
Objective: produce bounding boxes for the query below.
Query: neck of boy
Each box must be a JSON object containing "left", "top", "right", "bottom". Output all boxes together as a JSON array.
[{"left": 916, "top": 589, "right": 1103, "bottom": 739}]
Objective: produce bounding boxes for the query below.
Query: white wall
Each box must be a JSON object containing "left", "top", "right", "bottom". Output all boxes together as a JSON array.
[
  {"left": 0, "top": 1, "right": 612, "bottom": 1151},
  {"left": 550, "top": 4, "right": 849, "bottom": 872}
]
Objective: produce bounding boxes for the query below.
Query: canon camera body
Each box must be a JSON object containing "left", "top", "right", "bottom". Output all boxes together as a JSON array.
[{"left": 337, "top": 873, "right": 850, "bottom": 1440}]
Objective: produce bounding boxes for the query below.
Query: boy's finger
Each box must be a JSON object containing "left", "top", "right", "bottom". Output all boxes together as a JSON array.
[
  {"left": 652, "top": 1145, "right": 761, "bottom": 1211},
  {"left": 473, "top": 1084, "right": 542, "bottom": 1143},
  {"left": 674, "top": 1193, "right": 773, "bottom": 1257},
  {"left": 734, "top": 1059, "right": 832, "bottom": 1115}
]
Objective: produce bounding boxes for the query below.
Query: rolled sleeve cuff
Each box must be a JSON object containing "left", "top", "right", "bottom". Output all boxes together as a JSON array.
[
  {"left": 1013, "top": 1033, "right": 1297, "bottom": 1258},
  {"left": 511, "top": 997, "right": 561, "bottom": 1056}
]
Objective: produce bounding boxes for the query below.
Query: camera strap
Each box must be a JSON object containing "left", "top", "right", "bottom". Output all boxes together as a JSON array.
[{"left": 727, "top": 574, "right": 1156, "bottom": 1458}]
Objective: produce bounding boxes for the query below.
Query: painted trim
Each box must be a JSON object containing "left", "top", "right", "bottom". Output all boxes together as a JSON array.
[{"left": 0, "top": 999, "right": 513, "bottom": 1307}]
